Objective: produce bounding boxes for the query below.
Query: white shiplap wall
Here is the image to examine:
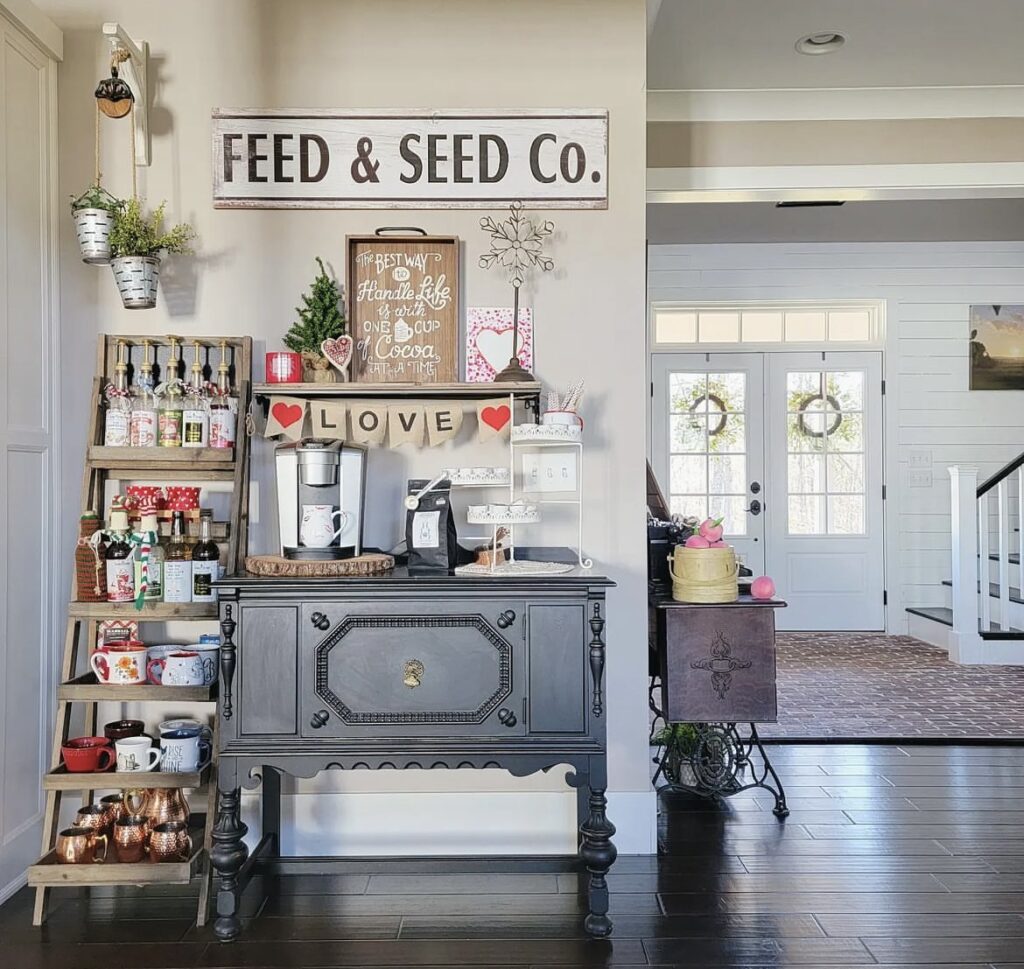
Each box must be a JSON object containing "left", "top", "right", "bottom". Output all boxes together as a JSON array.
[{"left": 648, "top": 242, "right": 1024, "bottom": 631}]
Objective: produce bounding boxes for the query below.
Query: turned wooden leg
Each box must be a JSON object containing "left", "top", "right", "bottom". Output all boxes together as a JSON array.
[
  {"left": 578, "top": 774, "right": 617, "bottom": 938},
  {"left": 210, "top": 787, "right": 248, "bottom": 942}
]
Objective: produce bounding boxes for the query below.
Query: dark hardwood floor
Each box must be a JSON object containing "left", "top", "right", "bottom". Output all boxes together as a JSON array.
[{"left": 3, "top": 744, "right": 1024, "bottom": 967}]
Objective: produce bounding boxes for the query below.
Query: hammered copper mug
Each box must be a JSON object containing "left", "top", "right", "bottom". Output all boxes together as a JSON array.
[
  {"left": 112, "top": 815, "right": 149, "bottom": 863},
  {"left": 56, "top": 826, "right": 107, "bottom": 864},
  {"left": 100, "top": 792, "right": 129, "bottom": 828},
  {"left": 74, "top": 804, "right": 110, "bottom": 836},
  {"left": 149, "top": 820, "right": 191, "bottom": 862}
]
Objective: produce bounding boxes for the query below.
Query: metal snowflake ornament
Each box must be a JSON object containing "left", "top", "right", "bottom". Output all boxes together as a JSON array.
[
  {"left": 478, "top": 202, "right": 555, "bottom": 383},
  {"left": 479, "top": 201, "right": 555, "bottom": 288}
]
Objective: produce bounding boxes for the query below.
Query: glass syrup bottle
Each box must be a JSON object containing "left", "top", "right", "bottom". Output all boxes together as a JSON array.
[
  {"left": 163, "top": 510, "right": 192, "bottom": 603},
  {"left": 182, "top": 341, "right": 210, "bottom": 448},
  {"left": 158, "top": 337, "right": 184, "bottom": 447},
  {"left": 209, "top": 340, "right": 236, "bottom": 449},
  {"left": 103, "top": 341, "right": 131, "bottom": 447},
  {"left": 104, "top": 506, "right": 135, "bottom": 603},
  {"left": 129, "top": 339, "right": 158, "bottom": 447},
  {"left": 191, "top": 510, "right": 220, "bottom": 603},
  {"left": 132, "top": 511, "right": 165, "bottom": 601}
]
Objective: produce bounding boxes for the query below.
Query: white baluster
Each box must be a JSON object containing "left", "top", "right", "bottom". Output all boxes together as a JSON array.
[
  {"left": 1017, "top": 467, "right": 1024, "bottom": 597},
  {"left": 978, "top": 491, "right": 991, "bottom": 631},
  {"left": 949, "top": 466, "right": 984, "bottom": 663},
  {"left": 999, "top": 480, "right": 1011, "bottom": 631}
]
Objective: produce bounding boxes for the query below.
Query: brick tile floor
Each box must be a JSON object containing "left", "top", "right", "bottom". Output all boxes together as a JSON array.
[{"left": 760, "top": 632, "right": 1024, "bottom": 740}]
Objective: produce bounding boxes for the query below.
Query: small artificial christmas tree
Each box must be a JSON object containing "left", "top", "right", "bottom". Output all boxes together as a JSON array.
[{"left": 284, "top": 257, "right": 346, "bottom": 355}]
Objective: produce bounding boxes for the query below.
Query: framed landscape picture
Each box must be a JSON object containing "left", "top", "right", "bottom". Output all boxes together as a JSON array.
[{"left": 970, "top": 305, "right": 1024, "bottom": 390}]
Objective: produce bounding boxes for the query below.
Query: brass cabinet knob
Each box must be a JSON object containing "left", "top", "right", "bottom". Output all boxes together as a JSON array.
[
  {"left": 310, "top": 612, "right": 330, "bottom": 631},
  {"left": 403, "top": 659, "right": 424, "bottom": 688},
  {"left": 309, "top": 709, "right": 330, "bottom": 729},
  {"left": 496, "top": 610, "right": 516, "bottom": 629},
  {"left": 498, "top": 708, "right": 517, "bottom": 728}
]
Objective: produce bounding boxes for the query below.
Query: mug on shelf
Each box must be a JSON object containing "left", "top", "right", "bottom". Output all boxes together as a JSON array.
[
  {"left": 190, "top": 642, "right": 220, "bottom": 686},
  {"left": 125, "top": 484, "right": 165, "bottom": 513},
  {"left": 61, "top": 736, "right": 114, "bottom": 773},
  {"left": 104, "top": 718, "right": 145, "bottom": 742},
  {"left": 164, "top": 486, "right": 201, "bottom": 512},
  {"left": 112, "top": 815, "right": 149, "bottom": 864},
  {"left": 115, "top": 735, "right": 160, "bottom": 773},
  {"left": 299, "top": 504, "right": 349, "bottom": 548},
  {"left": 148, "top": 650, "right": 205, "bottom": 687},
  {"left": 55, "top": 826, "right": 107, "bottom": 864},
  {"left": 91, "top": 641, "right": 149, "bottom": 685},
  {"left": 159, "top": 729, "right": 212, "bottom": 774},
  {"left": 265, "top": 350, "right": 302, "bottom": 384},
  {"left": 73, "top": 804, "right": 110, "bottom": 836},
  {"left": 100, "top": 792, "right": 130, "bottom": 827},
  {"left": 145, "top": 645, "right": 176, "bottom": 684},
  {"left": 149, "top": 820, "right": 191, "bottom": 863},
  {"left": 158, "top": 718, "right": 213, "bottom": 740}
]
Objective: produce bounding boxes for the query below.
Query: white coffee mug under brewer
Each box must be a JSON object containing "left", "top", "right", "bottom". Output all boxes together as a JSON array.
[{"left": 299, "top": 504, "right": 351, "bottom": 548}]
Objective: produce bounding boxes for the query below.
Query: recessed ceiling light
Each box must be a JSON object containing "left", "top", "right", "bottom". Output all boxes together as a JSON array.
[{"left": 795, "top": 31, "right": 846, "bottom": 55}]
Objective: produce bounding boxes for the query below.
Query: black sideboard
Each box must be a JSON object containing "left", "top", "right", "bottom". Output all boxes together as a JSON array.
[{"left": 211, "top": 569, "right": 616, "bottom": 941}]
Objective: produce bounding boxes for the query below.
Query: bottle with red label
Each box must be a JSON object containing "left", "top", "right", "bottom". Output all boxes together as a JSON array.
[
  {"left": 209, "top": 339, "right": 236, "bottom": 449},
  {"left": 130, "top": 339, "right": 158, "bottom": 447},
  {"left": 158, "top": 337, "right": 184, "bottom": 447},
  {"left": 104, "top": 506, "right": 135, "bottom": 603},
  {"left": 103, "top": 341, "right": 131, "bottom": 447}
]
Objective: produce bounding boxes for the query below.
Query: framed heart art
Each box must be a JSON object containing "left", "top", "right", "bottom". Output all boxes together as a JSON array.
[{"left": 465, "top": 307, "right": 534, "bottom": 383}]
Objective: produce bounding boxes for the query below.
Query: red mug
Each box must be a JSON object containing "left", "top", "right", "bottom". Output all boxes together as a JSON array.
[
  {"left": 62, "top": 737, "right": 115, "bottom": 773},
  {"left": 164, "top": 486, "right": 201, "bottom": 512},
  {"left": 266, "top": 351, "right": 302, "bottom": 383}
]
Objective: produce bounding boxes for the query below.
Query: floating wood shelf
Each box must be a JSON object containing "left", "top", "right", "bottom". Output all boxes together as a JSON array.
[
  {"left": 58, "top": 672, "right": 217, "bottom": 703},
  {"left": 253, "top": 380, "right": 541, "bottom": 400},
  {"left": 28, "top": 819, "right": 206, "bottom": 887},
  {"left": 43, "top": 763, "right": 210, "bottom": 790},
  {"left": 66, "top": 601, "right": 218, "bottom": 620}
]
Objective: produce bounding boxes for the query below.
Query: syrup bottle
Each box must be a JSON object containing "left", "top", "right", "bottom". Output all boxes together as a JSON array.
[
  {"left": 105, "top": 506, "right": 135, "bottom": 603},
  {"left": 183, "top": 341, "right": 210, "bottom": 448},
  {"left": 163, "top": 510, "right": 192, "bottom": 603},
  {"left": 191, "top": 510, "right": 220, "bottom": 603},
  {"left": 103, "top": 341, "right": 131, "bottom": 446},
  {"left": 129, "top": 339, "right": 158, "bottom": 447},
  {"left": 209, "top": 340, "right": 236, "bottom": 449},
  {"left": 158, "top": 337, "right": 184, "bottom": 447}
]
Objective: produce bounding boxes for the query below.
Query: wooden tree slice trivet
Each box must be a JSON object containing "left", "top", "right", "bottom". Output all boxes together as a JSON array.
[{"left": 245, "top": 553, "right": 394, "bottom": 577}]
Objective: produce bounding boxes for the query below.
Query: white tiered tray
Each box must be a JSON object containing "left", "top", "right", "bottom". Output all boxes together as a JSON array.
[
  {"left": 467, "top": 503, "right": 541, "bottom": 525},
  {"left": 511, "top": 423, "right": 582, "bottom": 444}
]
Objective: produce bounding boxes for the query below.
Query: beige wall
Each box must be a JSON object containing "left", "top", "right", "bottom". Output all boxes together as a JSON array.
[{"left": 47, "top": 0, "right": 652, "bottom": 852}]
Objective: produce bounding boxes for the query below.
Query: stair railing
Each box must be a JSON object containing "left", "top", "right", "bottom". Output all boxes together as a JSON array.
[{"left": 949, "top": 455, "right": 1024, "bottom": 661}]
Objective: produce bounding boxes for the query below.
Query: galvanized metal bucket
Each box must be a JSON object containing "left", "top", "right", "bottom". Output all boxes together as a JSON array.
[
  {"left": 111, "top": 256, "right": 160, "bottom": 309},
  {"left": 73, "top": 208, "right": 114, "bottom": 265}
]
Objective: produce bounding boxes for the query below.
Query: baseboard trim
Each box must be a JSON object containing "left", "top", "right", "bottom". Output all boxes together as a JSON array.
[{"left": 0, "top": 872, "right": 27, "bottom": 907}]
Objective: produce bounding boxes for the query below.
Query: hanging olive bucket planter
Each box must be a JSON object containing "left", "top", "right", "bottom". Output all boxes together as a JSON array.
[
  {"left": 111, "top": 255, "right": 160, "bottom": 309},
  {"left": 74, "top": 208, "right": 115, "bottom": 264}
]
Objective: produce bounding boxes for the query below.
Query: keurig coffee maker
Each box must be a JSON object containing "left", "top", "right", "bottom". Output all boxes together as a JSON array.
[{"left": 275, "top": 439, "right": 367, "bottom": 559}]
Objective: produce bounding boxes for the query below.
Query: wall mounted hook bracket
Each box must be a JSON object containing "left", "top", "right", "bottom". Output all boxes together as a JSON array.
[{"left": 101, "top": 22, "right": 150, "bottom": 166}]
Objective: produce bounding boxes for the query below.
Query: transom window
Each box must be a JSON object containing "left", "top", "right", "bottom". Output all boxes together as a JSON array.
[{"left": 652, "top": 303, "right": 881, "bottom": 348}]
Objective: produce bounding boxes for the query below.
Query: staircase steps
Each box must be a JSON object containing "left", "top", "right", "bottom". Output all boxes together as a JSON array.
[
  {"left": 905, "top": 605, "right": 1024, "bottom": 640},
  {"left": 941, "top": 579, "right": 1024, "bottom": 604}
]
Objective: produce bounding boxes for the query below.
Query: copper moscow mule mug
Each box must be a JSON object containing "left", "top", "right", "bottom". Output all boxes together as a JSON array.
[
  {"left": 112, "top": 814, "right": 149, "bottom": 863},
  {"left": 55, "top": 826, "right": 107, "bottom": 864},
  {"left": 149, "top": 820, "right": 191, "bottom": 862},
  {"left": 74, "top": 804, "right": 110, "bottom": 836}
]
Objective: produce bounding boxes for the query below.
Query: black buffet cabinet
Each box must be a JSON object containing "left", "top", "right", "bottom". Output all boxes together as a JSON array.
[{"left": 211, "top": 570, "right": 616, "bottom": 941}]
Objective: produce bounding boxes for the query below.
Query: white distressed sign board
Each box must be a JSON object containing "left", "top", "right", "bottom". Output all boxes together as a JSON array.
[{"left": 212, "top": 109, "right": 608, "bottom": 209}]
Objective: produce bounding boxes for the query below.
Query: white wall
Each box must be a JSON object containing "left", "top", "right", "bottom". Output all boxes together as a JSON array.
[
  {"left": 648, "top": 241, "right": 1024, "bottom": 631},
  {"left": 46, "top": 0, "right": 653, "bottom": 854}
]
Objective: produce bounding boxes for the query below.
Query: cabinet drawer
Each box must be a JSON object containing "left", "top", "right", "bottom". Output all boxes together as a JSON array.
[{"left": 299, "top": 600, "right": 526, "bottom": 738}]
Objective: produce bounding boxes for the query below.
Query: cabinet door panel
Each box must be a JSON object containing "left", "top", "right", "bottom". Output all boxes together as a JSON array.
[
  {"left": 300, "top": 600, "right": 526, "bottom": 738},
  {"left": 239, "top": 605, "right": 299, "bottom": 736},
  {"left": 528, "top": 603, "right": 586, "bottom": 734}
]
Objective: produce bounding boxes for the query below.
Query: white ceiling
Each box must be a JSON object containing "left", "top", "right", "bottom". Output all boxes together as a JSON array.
[
  {"left": 647, "top": 199, "right": 1024, "bottom": 245},
  {"left": 648, "top": 0, "right": 1024, "bottom": 90}
]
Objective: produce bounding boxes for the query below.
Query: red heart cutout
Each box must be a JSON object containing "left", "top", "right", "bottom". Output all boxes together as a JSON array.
[
  {"left": 480, "top": 405, "right": 510, "bottom": 432},
  {"left": 321, "top": 336, "right": 353, "bottom": 373},
  {"left": 272, "top": 402, "right": 304, "bottom": 429}
]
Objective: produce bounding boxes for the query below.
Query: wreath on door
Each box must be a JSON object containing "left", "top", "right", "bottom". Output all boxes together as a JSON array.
[{"left": 796, "top": 393, "right": 843, "bottom": 438}]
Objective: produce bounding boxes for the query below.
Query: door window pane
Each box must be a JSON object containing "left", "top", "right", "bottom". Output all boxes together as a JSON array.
[
  {"left": 785, "top": 368, "right": 866, "bottom": 536},
  {"left": 666, "top": 370, "right": 748, "bottom": 536}
]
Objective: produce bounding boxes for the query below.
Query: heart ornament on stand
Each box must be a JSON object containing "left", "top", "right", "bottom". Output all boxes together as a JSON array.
[{"left": 321, "top": 336, "right": 354, "bottom": 381}]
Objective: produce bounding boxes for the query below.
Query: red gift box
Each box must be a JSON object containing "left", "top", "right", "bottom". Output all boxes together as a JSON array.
[
  {"left": 164, "top": 486, "right": 201, "bottom": 512},
  {"left": 266, "top": 351, "right": 302, "bottom": 383}
]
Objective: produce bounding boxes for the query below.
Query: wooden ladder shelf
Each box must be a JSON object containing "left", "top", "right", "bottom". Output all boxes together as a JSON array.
[{"left": 28, "top": 334, "right": 252, "bottom": 926}]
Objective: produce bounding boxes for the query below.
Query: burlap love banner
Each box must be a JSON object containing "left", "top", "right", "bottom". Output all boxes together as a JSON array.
[{"left": 264, "top": 397, "right": 509, "bottom": 447}]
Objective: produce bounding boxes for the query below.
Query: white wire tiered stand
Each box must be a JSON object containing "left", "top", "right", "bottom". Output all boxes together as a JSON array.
[{"left": 453, "top": 392, "right": 590, "bottom": 576}]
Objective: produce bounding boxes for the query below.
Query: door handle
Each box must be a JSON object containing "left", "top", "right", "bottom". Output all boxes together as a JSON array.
[{"left": 745, "top": 500, "right": 762, "bottom": 516}]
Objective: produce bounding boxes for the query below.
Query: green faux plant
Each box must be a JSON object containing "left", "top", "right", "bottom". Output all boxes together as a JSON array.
[
  {"left": 70, "top": 185, "right": 123, "bottom": 214},
  {"left": 109, "top": 198, "right": 195, "bottom": 258},
  {"left": 283, "top": 257, "right": 346, "bottom": 354}
]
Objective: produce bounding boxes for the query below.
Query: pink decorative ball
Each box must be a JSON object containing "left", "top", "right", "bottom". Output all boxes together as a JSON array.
[
  {"left": 750, "top": 575, "right": 776, "bottom": 600},
  {"left": 684, "top": 534, "right": 711, "bottom": 548}
]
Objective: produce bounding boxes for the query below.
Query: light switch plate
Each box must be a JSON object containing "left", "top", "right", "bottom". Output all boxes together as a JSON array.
[
  {"left": 908, "top": 469, "right": 933, "bottom": 488},
  {"left": 908, "top": 450, "right": 932, "bottom": 468},
  {"left": 522, "top": 452, "right": 578, "bottom": 493}
]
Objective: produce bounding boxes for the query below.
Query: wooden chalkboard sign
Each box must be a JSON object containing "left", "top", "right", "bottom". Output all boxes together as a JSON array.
[{"left": 347, "top": 231, "right": 459, "bottom": 384}]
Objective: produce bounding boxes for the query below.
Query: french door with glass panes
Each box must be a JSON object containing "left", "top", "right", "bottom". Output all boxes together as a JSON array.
[
  {"left": 651, "top": 351, "right": 884, "bottom": 631},
  {"left": 651, "top": 354, "right": 766, "bottom": 576}
]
